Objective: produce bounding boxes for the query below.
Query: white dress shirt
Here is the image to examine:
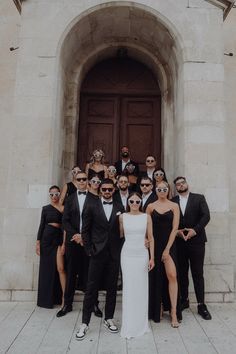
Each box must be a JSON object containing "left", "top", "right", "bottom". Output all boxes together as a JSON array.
[
  {"left": 179, "top": 193, "right": 189, "bottom": 215},
  {"left": 122, "top": 159, "right": 130, "bottom": 171},
  {"left": 120, "top": 191, "right": 129, "bottom": 209},
  {"left": 142, "top": 191, "right": 152, "bottom": 206},
  {"left": 101, "top": 197, "right": 113, "bottom": 221}
]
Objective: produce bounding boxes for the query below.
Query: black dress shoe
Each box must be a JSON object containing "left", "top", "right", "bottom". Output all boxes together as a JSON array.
[
  {"left": 181, "top": 299, "right": 189, "bottom": 311},
  {"left": 56, "top": 305, "right": 72, "bottom": 318},
  {"left": 93, "top": 304, "right": 103, "bottom": 318},
  {"left": 198, "top": 304, "right": 212, "bottom": 320}
]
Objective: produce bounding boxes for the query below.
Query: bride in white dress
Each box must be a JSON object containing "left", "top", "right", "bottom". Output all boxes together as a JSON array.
[{"left": 119, "top": 192, "right": 155, "bottom": 339}]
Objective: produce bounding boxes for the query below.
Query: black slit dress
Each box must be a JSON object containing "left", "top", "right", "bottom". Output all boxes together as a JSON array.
[
  {"left": 149, "top": 209, "right": 182, "bottom": 322},
  {"left": 37, "top": 205, "right": 63, "bottom": 308}
]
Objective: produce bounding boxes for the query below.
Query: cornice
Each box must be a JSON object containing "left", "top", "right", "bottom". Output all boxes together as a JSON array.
[
  {"left": 12, "top": 0, "right": 235, "bottom": 19},
  {"left": 206, "top": 0, "right": 235, "bottom": 19},
  {"left": 12, "top": 0, "right": 22, "bottom": 14}
]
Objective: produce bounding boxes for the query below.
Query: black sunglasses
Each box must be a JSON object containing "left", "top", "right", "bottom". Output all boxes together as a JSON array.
[
  {"left": 101, "top": 187, "right": 113, "bottom": 192},
  {"left": 129, "top": 200, "right": 141, "bottom": 205},
  {"left": 146, "top": 159, "right": 155, "bottom": 163},
  {"left": 140, "top": 183, "right": 152, "bottom": 187},
  {"left": 77, "top": 177, "right": 87, "bottom": 182}
]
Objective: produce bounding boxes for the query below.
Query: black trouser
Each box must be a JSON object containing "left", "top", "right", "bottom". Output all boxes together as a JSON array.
[
  {"left": 82, "top": 247, "right": 120, "bottom": 325},
  {"left": 64, "top": 243, "right": 84, "bottom": 306},
  {"left": 176, "top": 241, "right": 205, "bottom": 304}
]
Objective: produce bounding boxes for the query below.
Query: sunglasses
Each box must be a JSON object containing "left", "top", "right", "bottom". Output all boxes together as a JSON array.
[
  {"left": 129, "top": 199, "right": 141, "bottom": 205},
  {"left": 154, "top": 172, "right": 164, "bottom": 177},
  {"left": 91, "top": 180, "right": 101, "bottom": 185},
  {"left": 49, "top": 192, "right": 60, "bottom": 197},
  {"left": 140, "top": 183, "right": 152, "bottom": 187},
  {"left": 108, "top": 169, "right": 116, "bottom": 173},
  {"left": 156, "top": 187, "right": 168, "bottom": 193},
  {"left": 119, "top": 180, "right": 128, "bottom": 184},
  {"left": 101, "top": 187, "right": 113, "bottom": 192},
  {"left": 146, "top": 159, "right": 155, "bottom": 163},
  {"left": 77, "top": 177, "right": 87, "bottom": 182}
]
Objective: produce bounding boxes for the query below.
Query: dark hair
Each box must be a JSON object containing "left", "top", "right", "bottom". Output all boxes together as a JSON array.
[
  {"left": 49, "top": 185, "right": 60, "bottom": 192},
  {"left": 126, "top": 192, "right": 143, "bottom": 212},
  {"left": 173, "top": 176, "right": 186, "bottom": 185},
  {"left": 146, "top": 155, "right": 156, "bottom": 160},
  {"left": 153, "top": 167, "right": 168, "bottom": 184},
  {"left": 100, "top": 178, "right": 115, "bottom": 187},
  {"left": 140, "top": 176, "right": 153, "bottom": 185},
  {"left": 117, "top": 173, "right": 129, "bottom": 181}
]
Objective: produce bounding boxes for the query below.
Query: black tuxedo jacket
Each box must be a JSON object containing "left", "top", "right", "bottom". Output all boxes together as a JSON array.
[
  {"left": 114, "top": 159, "right": 139, "bottom": 176},
  {"left": 82, "top": 198, "right": 124, "bottom": 260},
  {"left": 142, "top": 192, "right": 157, "bottom": 212},
  {"left": 172, "top": 192, "right": 210, "bottom": 244},
  {"left": 62, "top": 191, "right": 93, "bottom": 244}
]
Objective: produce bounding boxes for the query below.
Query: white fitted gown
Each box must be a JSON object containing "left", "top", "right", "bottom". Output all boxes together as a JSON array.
[{"left": 120, "top": 213, "right": 150, "bottom": 339}]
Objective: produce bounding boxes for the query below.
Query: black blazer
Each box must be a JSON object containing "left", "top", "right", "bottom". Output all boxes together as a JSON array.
[
  {"left": 82, "top": 198, "right": 124, "bottom": 260},
  {"left": 62, "top": 191, "right": 93, "bottom": 244},
  {"left": 142, "top": 192, "right": 157, "bottom": 212},
  {"left": 172, "top": 192, "right": 210, "bottom": 244},
  {"left": 115, "top": 159, "right": 139, "bottom": 176}
]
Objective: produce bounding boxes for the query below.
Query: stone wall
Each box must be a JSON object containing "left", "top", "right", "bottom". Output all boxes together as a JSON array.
[{"left": 0, "top": 0, "right": 234, "bottom": 301}]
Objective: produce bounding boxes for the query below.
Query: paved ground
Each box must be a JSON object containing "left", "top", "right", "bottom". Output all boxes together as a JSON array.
[{"left": 0, "top": 301, "right": 236, "bottom": 353}]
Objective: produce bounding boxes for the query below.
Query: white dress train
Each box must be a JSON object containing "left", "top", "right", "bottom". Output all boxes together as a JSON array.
[{"left": 120, "top": 213, "right": 150, "bottom": 339}]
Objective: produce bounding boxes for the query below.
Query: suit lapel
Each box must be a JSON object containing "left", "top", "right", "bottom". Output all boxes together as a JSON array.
[
  {"left": 184, "top": 193, "right": 192, "bottom": 216},
  {"left": 74, "top": 192, "right": 80, "bottom": 214}
]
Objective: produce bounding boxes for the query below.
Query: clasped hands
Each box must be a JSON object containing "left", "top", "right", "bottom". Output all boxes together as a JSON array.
[
  {"left": 71, "top": 233, "right": 83, "bottom": 245},
  {"left": 178, "top": 228, "right": 196, "bottom": 241}
]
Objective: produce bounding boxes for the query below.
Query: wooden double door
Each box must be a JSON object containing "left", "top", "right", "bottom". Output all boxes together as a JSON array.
[{"left": 77, "top": 58, "right": 161, "bottom": 170}]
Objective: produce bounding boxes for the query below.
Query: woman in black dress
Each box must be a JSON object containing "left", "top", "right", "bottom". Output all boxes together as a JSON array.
[
  {"left": 147, "top": 181, "right": 181, "bottom": 327},
  {"left": 85, "top": 149, "right": 108, "bottom": 180},
  {"left": 59, "top": 165, "right": 81, "bottom": 205},
  {"left": 36, "top": 185, "right": 65, "bottom": 308}
]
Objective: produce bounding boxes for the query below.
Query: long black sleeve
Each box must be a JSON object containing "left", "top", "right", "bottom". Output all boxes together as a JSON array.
[
  {"left": 37, "top": 207, "right": 46, "bottom": 241},
  {"left": 193, "top": 195, "right": 210, "bottom": 234}
]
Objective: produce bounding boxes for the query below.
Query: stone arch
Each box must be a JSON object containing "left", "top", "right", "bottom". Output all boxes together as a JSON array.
[{"left": 52, "top": 2, "right": 185, "bottom": 183}]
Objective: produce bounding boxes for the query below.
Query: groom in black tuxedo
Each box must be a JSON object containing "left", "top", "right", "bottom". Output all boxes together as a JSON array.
[
  {"left": 172, "top": 176, "right": 211, "bottom": 320},
  {"left": 76, "top": 179, "right": 124, "bottom": 340}
]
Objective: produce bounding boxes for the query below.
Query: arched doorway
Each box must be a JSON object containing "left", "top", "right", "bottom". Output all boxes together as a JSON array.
[{"left": 77, "top": 56, "right": 161, "bottom": 171}]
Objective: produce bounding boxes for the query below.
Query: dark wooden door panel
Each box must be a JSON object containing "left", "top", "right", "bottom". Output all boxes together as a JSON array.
[
  {"left": 78, "top": 95, "right": 119, "bottom": 168},
  {"left": 120, "top": 97, "right": 161, "bottom": 171},
  {"left": 78, "top": 57, "right": 161, "bottom": 170}
]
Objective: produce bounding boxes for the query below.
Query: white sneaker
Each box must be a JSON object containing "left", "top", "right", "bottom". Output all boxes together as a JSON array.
[
  {"left": 76, "top": 323, "right": 89, "bottom": 340},
  {"left": 104, "top": 319, "right": 119, "bottom": 333}
]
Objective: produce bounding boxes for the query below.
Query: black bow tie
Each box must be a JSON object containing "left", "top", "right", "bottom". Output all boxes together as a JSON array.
[
  {"left": 78, "top": 191, "right": 86, "bottom": 195},
  {"left": 103, "top": 201, "right": 113, "bottom": 205}
]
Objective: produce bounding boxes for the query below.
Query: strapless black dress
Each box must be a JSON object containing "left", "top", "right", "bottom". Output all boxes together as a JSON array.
[{"left": 149, "top": 209, "right": 182, "bottom": 322}]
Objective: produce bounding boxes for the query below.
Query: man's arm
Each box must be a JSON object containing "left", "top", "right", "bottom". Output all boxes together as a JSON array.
[
  {"left": 193, "top": 195, "right": 210, "bottom": 235},
  {"left": 62, "top": 196, "right": 78, "bottom": 237}
]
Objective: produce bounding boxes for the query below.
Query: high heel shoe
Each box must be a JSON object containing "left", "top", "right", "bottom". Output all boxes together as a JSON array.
[{"left": 170, "top": 310, "right": 180, "bottom": 328}]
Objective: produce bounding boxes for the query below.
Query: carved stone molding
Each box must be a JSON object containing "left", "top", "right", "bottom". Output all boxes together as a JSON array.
[
  {"left": 206, "top": 0, "right": 235, "bottom": 19},
  {"left": 12, "top": 0, "right": 22, "bottom": 13}
]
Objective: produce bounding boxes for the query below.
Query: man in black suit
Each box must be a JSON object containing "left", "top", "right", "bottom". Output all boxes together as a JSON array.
[
  {"left": 114, "top": 146, "right": 139, "bottom": 177},
  {"left": 56, "top": 171, "right": 101, "bottom": 318},
  {"left": 113, "top": 174, "right": 130, "bottom": 209},
  {"left": 76, "top": 179, "right": 124, "bottom": 340},
  {"left": 140, "top": 176, "right": 157, "bottom": 212},
  {"left": 172, "top": 176, "right": 211, "bottom": 320}
]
